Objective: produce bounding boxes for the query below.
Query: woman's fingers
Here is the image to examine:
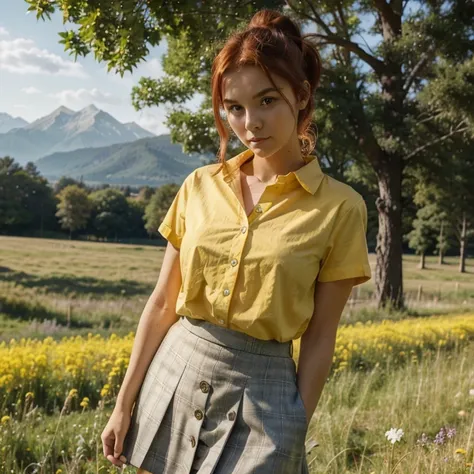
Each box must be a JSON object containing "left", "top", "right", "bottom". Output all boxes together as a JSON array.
[
  {"left": 106, "top": 454, "right": 127, "bottom": 467},
  {"left": 102, "top": 429, "right": 127, "bottom": 466},
  {"left": 101, "top": 432, "right": 114, "bottom": 458}
]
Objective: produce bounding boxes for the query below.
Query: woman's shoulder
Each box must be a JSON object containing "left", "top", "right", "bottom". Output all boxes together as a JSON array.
[
  {"left": 318, "top": 173, "right": 365, "bottom": 213},
  {"left": 184, "top": 160, "right": 226, "bottom": 186}
]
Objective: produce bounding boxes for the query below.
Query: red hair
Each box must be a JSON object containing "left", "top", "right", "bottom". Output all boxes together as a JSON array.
[{"left": 210, "top": 9, "right": 322, "bottom": 176}]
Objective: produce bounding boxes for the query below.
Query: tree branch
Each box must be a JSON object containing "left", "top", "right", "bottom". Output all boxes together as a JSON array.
[
  {"left": 285, "top": 0, "right": 333, "bottom": 36},
  {"left": 401, "top": 0, "right": 410, "bottom": 15},
  {"left": 354, "top": 31, "right": 379, "bottom": 58},
  {"left": 344, "top": 99, "right": 385, "bottom": 171},
  {"left": 336, "top": 2, "right": 350, "bottom": 39},
  {"left": 286, "top": 0, "right": 385, "bottom": 74},
  {"left": 416, "top": 106, "right": 444, "bottom": 122},
  {"left": 302, "top": 0, "right": 334, "bottom": 36},
  {"left": 402, "top": 43, "right": 436, "bottom": 102},
  {"left": 304, "top": 32, "right": 386, "bottom": 75},
  {"left": 404, "top": 122, "right": 470, "bottom": 161},
  {"left": 417, "top": 114, "right": 440, "bottom": 126}
]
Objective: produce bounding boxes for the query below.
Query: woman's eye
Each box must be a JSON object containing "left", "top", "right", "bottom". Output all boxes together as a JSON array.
[
  {"left": 229, "top": 97, "right": 276, "bottom": 113},
  {"left": 262, "top": 97, "right": 275, "bottom": 106}
]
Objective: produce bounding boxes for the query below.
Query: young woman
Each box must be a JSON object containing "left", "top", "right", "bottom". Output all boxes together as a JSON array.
[{"left": 101, "top": 8, "right": 371, "bottom": 474}]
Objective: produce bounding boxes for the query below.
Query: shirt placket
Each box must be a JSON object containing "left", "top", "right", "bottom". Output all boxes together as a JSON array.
[{"left": 214, "top": 176, "right": 284, "bottom": 326}]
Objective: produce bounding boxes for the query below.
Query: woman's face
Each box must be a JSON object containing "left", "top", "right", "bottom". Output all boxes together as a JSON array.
[{"left": 221, "top": 65, "right": 305, "bottom": 157}]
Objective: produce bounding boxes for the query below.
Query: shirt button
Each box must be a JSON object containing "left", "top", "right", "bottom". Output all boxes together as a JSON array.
[
  {"left": 190, "top": 435, "right": 196, "bottom": 447},
  {"left": 218, "top": 318, "right": 225, "bottom": 324},
  {"left": 200, "top": 381, "right": 210, "bottom": 393},
  {"left": 241, "top": 226, "right": 247, "bottom": 233},
  {"left": 194, "top": 409, "right": 204, "bottom": 420},
  {"left": 231, "top": 259, "right": 238, "bottom": 266},
  {"left": 228, "top": 411, "right": 236, "bottom": 421},
  {"left": 255, "top": 205, "right": 262, "bottom": 213},
  {"left": 223, "top": 289, "right": 230, "bottom": 296}
]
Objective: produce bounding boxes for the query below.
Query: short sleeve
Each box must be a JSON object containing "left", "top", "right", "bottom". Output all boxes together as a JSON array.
[
  {"left": 158, "top": 172, "right": 193, "bottom": 250},
  {"left": 317, "top": 197, "right": 372, "bottom": 286}
]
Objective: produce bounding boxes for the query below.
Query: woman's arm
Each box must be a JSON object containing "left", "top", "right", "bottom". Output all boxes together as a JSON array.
[
  {"left": 296, "top": 278, "right": 356, "bottom": 425},
  {"left": 114, "top": 241, "right": 183, "bottom": 414}
]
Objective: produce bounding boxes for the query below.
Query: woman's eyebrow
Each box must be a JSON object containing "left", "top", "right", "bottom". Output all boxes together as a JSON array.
[{"left": 223, "top": 87, "right": 282, "bottom": 104}]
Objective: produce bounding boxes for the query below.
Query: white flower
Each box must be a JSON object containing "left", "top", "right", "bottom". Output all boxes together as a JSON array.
[
  {"left": 469, "top": 388, "right": 474, "bottom": 397},
  {"left": 385, "top": 427, "right": 404, "bottom": 444}
]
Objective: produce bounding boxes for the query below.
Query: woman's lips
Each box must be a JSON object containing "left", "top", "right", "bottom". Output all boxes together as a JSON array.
[{"left": 250, "top": 137, "right": 268, "bottom": 143}]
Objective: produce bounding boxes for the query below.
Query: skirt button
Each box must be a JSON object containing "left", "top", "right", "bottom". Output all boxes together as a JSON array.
[
  {"left": 227, "top": 411, "right": 236, "bottom": 421},
  {"left": 194, "top": 409, "right": 204, "bottom": 420},
  {"left": 190, "top": 436, "right": 196, "bottom": 447},
  {"left": 200, "top": 381, "right": 210, "bottom": 393}
]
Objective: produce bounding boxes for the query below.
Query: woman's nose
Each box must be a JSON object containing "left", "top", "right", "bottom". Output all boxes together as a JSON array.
[{"left": 245, "top": 112, "right": 262, "bottom": 132}]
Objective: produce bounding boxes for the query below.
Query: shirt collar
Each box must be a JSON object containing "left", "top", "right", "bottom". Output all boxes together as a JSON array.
[{"left": 222, "top": 148, "right": 324, "bottom": 195}]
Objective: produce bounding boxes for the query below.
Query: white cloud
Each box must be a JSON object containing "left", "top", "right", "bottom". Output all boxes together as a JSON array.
[
  {"left": 135, "top": 108, "right": 169, "bottom": 135},
  {"left": 0, "top": 37, "right": 87, "bottom": 77},
  {"left": 137, "top": 58, "right": 165, "bottom": 78},
  {"left": 21, "top": 86, "right": 41, "bottom": 94},
  {"left": 0, "top": 27, "right": 9, "bottom": 37},
  {"left": 102, "top": 57, "right": 166, "bottom": 90},
  {"left": 13, "top": 104, "right": 27, "bottom": 109},
  {"left": 49, "top": 87, "right": 121, "bottom": 107}
]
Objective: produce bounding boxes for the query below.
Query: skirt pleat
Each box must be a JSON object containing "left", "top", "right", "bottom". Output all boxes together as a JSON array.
[{"left": 121, "top": 316, "right": 309, "bottom": 474}]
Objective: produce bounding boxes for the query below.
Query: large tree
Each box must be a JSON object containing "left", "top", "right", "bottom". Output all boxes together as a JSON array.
[
  {"left": 144, "top": 183, "right": 180, "bottom": 237},
  {"left": 406, "top": 199, "right": 440, "bottom": 269},
  {"left": 410, "top": 136, "right": 474, "bottom": 273},
  {"left": 0, "top": 156, "right": 57, "bottom": 235},
  {"left": 56, "top": 184, "right": 91, "bottom": 238},
  {"left": 88, "top": 188, "right": 129, "bottom": 241},
  {"left": 26, "top": 0, "right": 474, "bottom": 309}
]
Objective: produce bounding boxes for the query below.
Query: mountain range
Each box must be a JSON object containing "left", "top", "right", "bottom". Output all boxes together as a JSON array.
[
  {"left": 0, "top": 105, "right": 155, "bottom": 164},
  {"left": 35, "top": 135, "right": 210, "bottom": 186}
]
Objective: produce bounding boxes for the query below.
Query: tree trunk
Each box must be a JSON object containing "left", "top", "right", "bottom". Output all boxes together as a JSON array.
[
  {"left": 340, "top": 2, "right": 404, "bottom": 310},
  {"left": 459, "top": 212, "right": 467, "bottom": 273},
  {"left": 419, "top": 251, "right": 425, "bottom": 269},
  {"left": 375, "top": 158, "right": 404, "bottom": 310},
  {"left": 438, "top": 221, "right": 445, "bottom": 265},
  {"left": 374, "top": 8, "right": 404, "bottom": 311}
]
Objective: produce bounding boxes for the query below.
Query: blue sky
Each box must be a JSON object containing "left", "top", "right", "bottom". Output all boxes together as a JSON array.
[{"left": 0, "top": 0, "right": 204, "bottom": 135}]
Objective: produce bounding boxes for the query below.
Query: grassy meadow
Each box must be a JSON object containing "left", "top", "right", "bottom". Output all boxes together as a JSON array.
[{"left": 0, "top": 235, "right": 473, "bottom": 473}]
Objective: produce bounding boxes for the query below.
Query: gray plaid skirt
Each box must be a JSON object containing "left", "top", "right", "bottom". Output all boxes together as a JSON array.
[{"left": 121, "top": 315, "right": 309, "bottom": 474}]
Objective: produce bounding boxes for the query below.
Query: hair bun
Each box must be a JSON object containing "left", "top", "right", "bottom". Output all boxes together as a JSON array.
[{"left": 248, "top": 9, "right": 303, "bottom": 48}]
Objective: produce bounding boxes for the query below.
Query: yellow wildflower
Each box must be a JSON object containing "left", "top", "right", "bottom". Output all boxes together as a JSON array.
[{"left": 68, "top": 389, "right": 78, "bottom": 398}]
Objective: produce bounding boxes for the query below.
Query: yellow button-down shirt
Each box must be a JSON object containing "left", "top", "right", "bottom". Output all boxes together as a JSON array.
[{"left": 158, "top": 148, "right": 371, "bottom": 342}]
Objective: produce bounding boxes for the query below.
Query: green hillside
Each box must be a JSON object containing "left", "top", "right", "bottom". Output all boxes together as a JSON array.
[{"left": 35, "top": 135, "right": 211, "bottom": 186}]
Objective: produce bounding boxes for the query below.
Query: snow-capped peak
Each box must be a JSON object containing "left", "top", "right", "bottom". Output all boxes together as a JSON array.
[{"left": 26, "top": 106, "right": 76, "bottom": 131}]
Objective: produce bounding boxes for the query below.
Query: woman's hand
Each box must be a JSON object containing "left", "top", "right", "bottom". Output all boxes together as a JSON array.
[{"left": 101, "top": 406, "right": 132, "bottom": 467}]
